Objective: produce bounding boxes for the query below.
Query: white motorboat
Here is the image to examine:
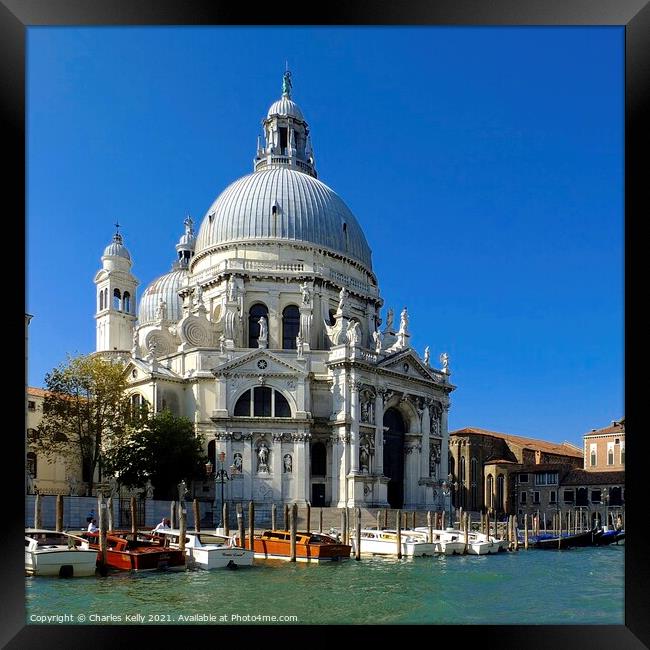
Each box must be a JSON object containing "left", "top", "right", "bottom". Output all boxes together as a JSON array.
[
  {"left": 155, "top": 529, "right": 254, "bottom": 568},
  {"left": 349, "top": 528, "right": 437, "bottom": 557},
  {"left": 415, "top": 526, "right": 506, "bottom": 555},
  {"left": 25, "top": 529, "right": 98, "bottom": 577}
]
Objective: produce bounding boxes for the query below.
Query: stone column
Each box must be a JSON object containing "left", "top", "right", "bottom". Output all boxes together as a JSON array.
[
  {"left": 267, "top": 291, "right": 280, "bottom": 350},
  {"left": 421, "top": 402, "right": 431, "bottom": 480},
  {"left": 440, "top": 401, "right": 450, "bottom": 512},
  {"left": 329, "top": 436, "right": 340, "bottom": 506},
  {"left": 243, "top": 434, "right": 253, "bottom": 502},
  {"left": 299, "top": 304, "right": 312, "bottom": 351},
  {"left": 271, "top": 435, "right": 283, "bottom": 503},
  {"left": 350, "top": 379, "right": 361, "bottom": 473},
  {"left": 374, "top": 389, "right": 385, "bottom": 475}
]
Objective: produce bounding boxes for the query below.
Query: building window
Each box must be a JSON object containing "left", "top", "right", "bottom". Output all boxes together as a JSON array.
[
  {"left": 533, "top": 491, "right": 540, "bottom": 504},
  {"left": 26, "top": 452, "right": 37, "bottom": 478},
  {"left": 576, "top": 487, "right": 588, "bottom": 506},
  {"left": 520, "top": 492, "right": 527, "bottom": 505},
  {"left": 471, "top": 458, "right": 478, "bottom": 509},
  {"left": 123, "top": 291, "right": 131, "bottom": 313},
  {"left": 113, "top": 288, "right": 121, "bottom": 310},
  {"left": 486, "top": 475, "right": 493, "bottom": 510},
  {"left": 448, "top": 453, "right": 455, "bottom": 479},
  {"left": 621, "top": 444, "right": 625, "bottom": 465},
  {"left": 27, "top": 400, "right": 36, "bottom": 411},
  {"left": 233, "top": 388, "right": 292, "bottom": 418},
  {"left": 282, "top": 305, "right": 300, "bottom": 350},
  {"left": 496, "top": 475, "right": 504, "bottom": 512},
  {"left": 248, "top": 303, "right": 269, "bottom": 348},
  {"left": 563, "top": 490, "right": 575, "bottom": 503},
  {"left": 549, "top": 490, "right": 556, "bottom": 504},
  {"left": 311, "top": 442, "right": 326, "bottom": 476},
  {"left": 591, "top": 489, "right": 602, "bottom": 504},
  {"left": 607, "top": 449, "right": 614, "bottom": 465},
  {"left": 590, "top": 443, "right": 597, "bottom": 467},
  {"left": 534, "top": 472, "right": 558, "bottom": 486},
  {"left": 99, "top": 290, "right": 104, "bottom": 311},
  {"left": 519, "top": 473, "right": 528, "bottom": 484}
]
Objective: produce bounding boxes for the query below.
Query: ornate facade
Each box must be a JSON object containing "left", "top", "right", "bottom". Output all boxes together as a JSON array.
[{"left": 94, "top": 72, "right": 455, "bottom": 511}]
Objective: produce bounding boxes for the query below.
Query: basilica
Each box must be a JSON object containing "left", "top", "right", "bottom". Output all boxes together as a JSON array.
[{"left": 93, "top": 72, "right": 455, "bottom": 512}]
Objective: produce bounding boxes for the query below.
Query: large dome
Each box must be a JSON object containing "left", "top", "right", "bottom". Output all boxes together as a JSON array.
[
  {"left": 267, "top": 96, "right": 304, "bottom": 121},
  {"left": 138, "top": 268, "right": 187, "bottom": 324},
  {"left": 194, "top": 167, "right": 372, "bottom": 269}
]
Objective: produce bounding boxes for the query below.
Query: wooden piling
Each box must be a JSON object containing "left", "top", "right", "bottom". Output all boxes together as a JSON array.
[
  {"left": 223, "top": 502, "right": 229, "bottom": 536},
  {"left": 514, "top": 515, "right": 519, "bottom": 551},
  {"left": 130, "top": 496, "right": 137, "bottom": 536},
  {"left": 107, "top": 497, "right": 114, "bottom": 532},
  {"left": 344, "top": 507, "right": 349, "bottom": 545},
  {"left": 427, "top": 511, "right": 433, "bottom": 543},
  {"left": 558, "top": 511, "right": 562, "bottom": 550},
  {"left": 441, "top": 510, "right": 446, "bottom": 530},
  {"left": 55, "top": 495, "right": 63, "bottom": 532},
  {"left": 170, "top": 501, "right": 176, "bottom": 529},
  {"left": 34, "top": 493, "right": 42, "bottom": 529},
  {"left": 463, "top": 512, "right": 469, "bottom": 554},
  {"left": 98, "top": 496, "right": 108, "bottom": 576},
  {"left": 524, "top": 514, "right": 529, "bottom": 549},
  {"left": 355, "top": 507, "right": 361, "bottom": 561},
  {"left": 306, "top": 503, "right": 311, "bottom": 533},
  {"left": 319, "top": 507, "right": 323, "bottom": 533},
  {"left": 179, "top": 501, "right": 187, "bottom": 552},
  {"left": 271, "top": 503, "right": 277, "bottom": 531},
  {"left": 384, "top": 508, "right": 388, "bottom": 529},
  {"left": 193, "top": 499, "right": 201, "bottom": 533},
  {"left": 493, "top": 509, "right": 497, "bottom": 540},
  {"left": 237, "top": 503, "right": 245, "bottom": 549},
  {"left": 284, "top": 504, "right": 289, "bottom": 531},
  {"left": 396, "top": 509, "right": 402, "bottom": 559},
  {"left": 412, "top": 510, "right": 416, "bottom": 530},
  {"left": 290, "top": 503, "right": 297, "bottom": 562},
  {"left": 248, "top": 501, "right": 255, "bottom": 552},
  {"left": 377, "top": 509, "right": 382, "bottom": 531}
]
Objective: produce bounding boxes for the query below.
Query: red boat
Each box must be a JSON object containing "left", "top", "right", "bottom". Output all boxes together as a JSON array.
[
  {"left": 81, "top": 529, "right": 185, "bottom": 571},
  {"left": 235, "top": 530, "right": 351, "bottom": 562}
]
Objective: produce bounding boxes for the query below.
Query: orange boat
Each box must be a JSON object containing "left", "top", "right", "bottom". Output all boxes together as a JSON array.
[
  {"left": 80, "top": 529, "right": 185, "bottom": 571},
  {"left": 236, "top": 530, "right": 351, "bottom": 562}
]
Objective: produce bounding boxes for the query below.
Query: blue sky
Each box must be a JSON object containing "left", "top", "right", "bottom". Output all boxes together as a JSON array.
[{"left": 26, "top": 26, "right": 624, "bottom": 447}]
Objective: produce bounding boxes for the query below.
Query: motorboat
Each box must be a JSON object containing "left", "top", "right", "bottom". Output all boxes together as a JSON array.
[
  {"left": 25, "top": 529, "right": 98, "bottom": 577},
  {"left": 154, "top": 529, "right": 254, "bottom": 568},
  {"left": 235, "top": 530, "right": 351, "bottom": 562},
  {"left": 80, "top": 529, "right": 185, "bottom": 571},
  {"left": 348, "top": 528, "right": 437, "bottom": 557},
  {"left": 413, "top": 527, "right": 491, "bottom": 555}
]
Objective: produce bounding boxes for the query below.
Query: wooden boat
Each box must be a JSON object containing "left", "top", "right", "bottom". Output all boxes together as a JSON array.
[
  {"left": 351, "top": 529, "right": 437, "bottom": 557},
  {"left": 25, "top": 529, "right": 98, "bottom": 577},
  {"left": 592, "top": 527, "right": 625, "bottom": 546},
  {"left": 527, "top": 529, "right": 595, "bottom": 550},
  {"left": 235, "top": 530, "right": 351, "bottom": 562},
  {"left": 154, "top": 529, "right": 254, "bottom": 569},
  {"left": 80, "top": 529, "right": 185, "bottom": 571}
]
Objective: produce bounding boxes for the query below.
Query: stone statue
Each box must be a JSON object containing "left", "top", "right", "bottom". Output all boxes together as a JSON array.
[
  {"left": 283, "top": 454, "right": 292, "bottom": 473},
  {"left": 296, "top": 334, "right": 304, "bottom": 357},
  {"left": 233, "top": 453, "right": 242, "bottom": 473},
  {"left": 359, "top": 444, "right": 370, "bottom": 473},
  {"left": 258, "top": 316, "right": 268, "bottom": 345},
  {"left": 372, "top": 329, "right": 383, "bottom": 353},
  {"left": 338, "top": 287, "right": 348, "bottom": 312},
  {"left": 144, "top": 479, "right": 154, "bottom": 499},
  {"left": 385, "top": 308, "right": 394, "bottom": 331},
  {"left": 424, "top": 346, "right": 430, "bottom": 366},
  {"left": 227, "top": 276, "right": 238, "bottom": 302},
  {"left": 440, "top": 352, "right": 449, "bottom": 372},
  {"left": 27, "top": 470, "right": 35, "bottom": 495},
  {"left": 399, "top": 307, "right": 409, "bottom": 334},
  {"left": 219, "top": 335, "right": 225, "bottom": 354},
  {"left": 195, "top": 284, "right": 203, "bottom": 303},
  {"left": 282, "top": 69, "right": 292, "bottom": 96},
  {"left": 429, "top": 446, "right": 440, "bottom": 478},
  {"left": 257, "top": 443, "right": 270, "bottom": 473},
  {"left": 156, "top": 299, "right": 167, "bottom": 320},
  {"left": 360, "top": 399, "right": 369, "bottom": 423},
  {"left": 300, "top": 282, "right": 312, "bottom": 306},
  {"left": 132, "top": 329, "right": 139, "bottom": 352},
  {"left": 346, "top": 320, "right": 361, "bottom": 346}
]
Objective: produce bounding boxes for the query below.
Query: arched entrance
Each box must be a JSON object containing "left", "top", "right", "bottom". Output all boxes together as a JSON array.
[{"left": 383, "top": 408, "right": 406, "bottom": 509}]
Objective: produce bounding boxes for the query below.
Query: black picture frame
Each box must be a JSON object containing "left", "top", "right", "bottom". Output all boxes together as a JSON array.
[{"left": 3, "top": 1, "right": 646, "bottom": 647}]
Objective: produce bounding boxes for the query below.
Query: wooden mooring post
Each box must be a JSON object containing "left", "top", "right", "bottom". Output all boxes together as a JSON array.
[
  {"left": 396, "top": 510, "right": 402, "bottom": 559},
  {"left": 319, "top": 508, "right": 323, "bottom": 533},
  {"left": 411, "top": 510, "right": 416, "bottom": 530},
  {"left": 514, "top": 515, "right": 519, "bottom": 551},
  {"left": 55, "top": 495, "right": 63, "bottom": 532},
  {"left": 179, "top": 501, "right": 187, "bottom": 552},
  {"left": 377, "top": 509, "right": 382, "bottom": 531},
  {"left": 34, "top": 493, "right": 42, "bottom": 530},
  {"left": 248, "top": 501, "right": 255, "bottom": 552},
  {"left": 98, "top": 496, "right": 108, "bottom": 576},
  {"left": 170, "top": 501, "right": 176, "bottom": 529},
  {"left": 306, "top": 503, "right": 311, "bottom": 533},
  {"left": 237, "top": 503, "right": 245, "bottom": 549},
  {"left": 558, "top": 511, "right": 562, "bottom": 550},
  {"left": 130, "top": 496, "right": 137, "bottom": 536},
  {"left": 384, "top": 508, "right": 388, "bottom": 529},
  {"left": 284, "top": 504, "right": 289, "bottom": 531},
  {"left": 222, "top": 502, "right": 229, "bottom": 536},
  {"left": 107, "top": 497, "right": 114, "bottom": 532},
  {"left": 290, "top": 503, "right": 297, "bottom": 562},
  {"left": 427, "top": 511, "right": 433, "bottom": 543},
  {"left": 193, "top": 499, "right": 201, "bottom": 533},
  {"left": 271, "top": 503, "right": 277, "bottom": 531},
  {"left": 441, "top": 510, "right": 446, "bottom": 530},
  {"left": 463, "top": 512, "right": 469, "bottom": 554},
  {"left": 340, "top": 508, "right": 346, "bottom": 543},
  {"left": 524, "top": 514, "right": 529, "bottom": 550},
  {"left": 355, "top": 507, "right": 361, "bottom": 561}
]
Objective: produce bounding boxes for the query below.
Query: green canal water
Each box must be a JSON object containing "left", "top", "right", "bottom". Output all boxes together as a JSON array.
[{"left": 26, "top": 545, "right": 624, "bottom": 625}]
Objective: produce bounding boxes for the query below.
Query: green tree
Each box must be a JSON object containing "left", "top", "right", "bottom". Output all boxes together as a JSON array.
[
  {"left": 104, "top": 410, "right": 205, "bottom": 500},
  {"left": 31, "top": 354, "right": 131, "bottom": 496}
]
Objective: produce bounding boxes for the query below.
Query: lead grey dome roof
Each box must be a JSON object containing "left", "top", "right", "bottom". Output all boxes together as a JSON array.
[
  {"left": 194, "top": 167, "right": 372, "bottom": 269},
  {"left": 138, "top": 268, "right": 187, "bottom": 324}
]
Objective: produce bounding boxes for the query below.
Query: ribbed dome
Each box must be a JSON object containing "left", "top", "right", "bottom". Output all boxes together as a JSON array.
[
  {"left": 267, "top": 97, "right": 304, "bottom": 121},
  {"left": 138, "top": 269, "right": 187, "bottom": 324},
  {"left": 195, "top": 167, "right": 372, "bottom": 269},
  {"left": 103, "top": 233, "right": 131, "bottom": 260}
]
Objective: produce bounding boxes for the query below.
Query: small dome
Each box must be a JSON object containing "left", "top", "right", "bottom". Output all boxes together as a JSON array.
[
  {"left": 103, "top": 233, "right": 131, "bottom": 260},
  {"left": 267, "top": 96, "right": 305, "bottom": 122},
  {"left": 137, "top": 269, "right": 187, "bottom": 324}
]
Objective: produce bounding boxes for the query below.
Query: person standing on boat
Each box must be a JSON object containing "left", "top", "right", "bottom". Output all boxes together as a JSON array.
[
  {"left": 153, "top": 517, "right": 170, "bottom": 532},
  {"left": 87, "top": 519, "right": 99, "bottom": 533}
]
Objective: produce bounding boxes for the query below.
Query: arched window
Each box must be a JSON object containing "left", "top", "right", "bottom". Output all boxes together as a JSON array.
[
  {"left": 282, "top": 305, "right": 300, "bottom": 349},
  {"left": 208, "top": 439, "right": 216, "bottom": 466},
  {"left": 248, "top": 303, "right": 268, "bottom": 348},
  {"left": 311, "top": 442, "right": 326, "bottom": 476},
  {"left": 448, "top": 452, "right": 455, "bottom": 478},
  {"left": 99, "top": 290, "right": 104, "bottom": 311},
  {"left": 486, "top": 474, "right": 494, "bottom": 510},
  {"left": 113, "top": 288, "right": 121, "bottom": 311},
  {"left": 471, "top": 458, "right": 478, "bottom": 509},
  {"left": 104, "top": 288, "right": 108, "bottom": 309},
  {"left": 26, "top": 452, "right": 37, "bottom": 478},
  {"left": 123, "top": 291, "right": 131, "bottom": 313},
  {"left": 590, "top": 449, "right": 597, "bottom": 467},
  {"left": 496, "top": 474, "right": 505, "bottom": 512},
  {"left": 130, "top": 393, "right": 148, "bottom": 420},
  {"left": 460, "top": 457, "right": 466, "bottom": 507},
  {"left": 233, "top": 388, "right": 292, "bottom": 418}
]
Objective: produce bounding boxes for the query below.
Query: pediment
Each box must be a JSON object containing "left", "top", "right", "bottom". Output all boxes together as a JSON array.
[
  {"left": 212, "top": 349, "right": 306, "bottom": 377},
  {"left": 123, "top": 357, "right": 182, "bottom": 383},
  {"left": 378, "top": 349, "right": 441, "bottom": 382}
]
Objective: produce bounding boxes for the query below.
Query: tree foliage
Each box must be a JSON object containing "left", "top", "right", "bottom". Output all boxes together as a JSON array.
[
  {"left": 104, "top": 410, "right": 205, "bottom": 500},
  {"left": 31, "top": 354, "right": 131, "bottom": 496}
]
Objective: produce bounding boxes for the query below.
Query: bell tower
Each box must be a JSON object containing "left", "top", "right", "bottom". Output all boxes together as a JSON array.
[{"left": 94, "top": 224, "right": 139, "bottom": 352}]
